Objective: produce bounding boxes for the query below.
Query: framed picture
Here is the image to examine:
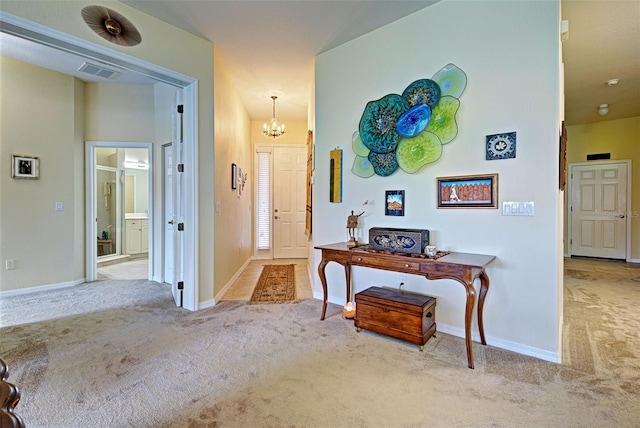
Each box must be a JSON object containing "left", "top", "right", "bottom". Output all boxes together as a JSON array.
[
  {"left": 231, "top": 163, "right": 237, "bottom": 189},
  {"left": 486, "top": 132, "right": 516, "bottom": 160},
  {"left": 437, "top": 174, "right": 498, "bottom": 208},
  {"left": 385, "top": 190, "right": 405, "bottom": 216},
  {"left": 236, "top": 166, "right": 243, "bottom": 196},
  {"left": 12, "top": 155, "right": 39, "bottom": 179}
]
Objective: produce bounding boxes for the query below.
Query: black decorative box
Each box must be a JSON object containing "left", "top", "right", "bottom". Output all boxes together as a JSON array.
[{"left": 368, "top": 228, "right": 430, "bottom": 254}]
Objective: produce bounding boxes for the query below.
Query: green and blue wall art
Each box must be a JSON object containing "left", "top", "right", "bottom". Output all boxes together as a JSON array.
[{"left": 352, "top": 63, "right": 467, "bottom": 177}]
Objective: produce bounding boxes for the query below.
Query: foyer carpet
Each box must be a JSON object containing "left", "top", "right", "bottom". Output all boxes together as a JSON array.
[
  {"left": 249, "top": 264, "right": 297, "bottom": 304},
  {"left": 0, "top": 258, "right": 638, "bottom": 427}
]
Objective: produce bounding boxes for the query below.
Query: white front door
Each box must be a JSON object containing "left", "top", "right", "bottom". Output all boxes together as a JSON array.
[
  {"left": 273, "top": 146, "right": 308, "bottom": 259},
  {"left": 570, "top": 161, "right": 628, "bottom": 259},
  {"left": 163, "top": 143, "right": 174, "bottom": 284}
]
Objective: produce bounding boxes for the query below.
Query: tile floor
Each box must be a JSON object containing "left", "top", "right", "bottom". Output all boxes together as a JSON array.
[{"left": 97, "top": 257, "right": 313, "bottom": 301}]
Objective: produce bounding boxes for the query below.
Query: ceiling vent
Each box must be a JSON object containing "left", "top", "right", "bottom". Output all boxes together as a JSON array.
[{"left": 78, "top": 62, "right": 121, "bottom": 80}]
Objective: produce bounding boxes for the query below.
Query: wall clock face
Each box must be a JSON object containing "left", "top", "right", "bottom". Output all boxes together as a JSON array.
[{"left": 486, "top": 132, "right": 516, "bottom": 160}]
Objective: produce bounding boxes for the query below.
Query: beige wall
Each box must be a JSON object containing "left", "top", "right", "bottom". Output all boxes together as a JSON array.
[
  {"left": 251, "top": 120, "right": 309, "bottom": 145},
  {"left": 565, "top": 116, "right": 640, "bottom": 260},
  {"left": 85, "top": 83, "right": 155, "bottom": 142},
  {"left": 0, "top": 58, "right": 84, "bottom": 290},
  {"left": 212, "top": 47, "right": 252, "bottom": 302}
]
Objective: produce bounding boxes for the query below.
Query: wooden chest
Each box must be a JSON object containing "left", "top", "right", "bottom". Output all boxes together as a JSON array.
[{"left": 355, "top": 286, "right": 436, "bottom": 349}]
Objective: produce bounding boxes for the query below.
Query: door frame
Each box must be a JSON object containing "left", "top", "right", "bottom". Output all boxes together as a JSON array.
[
  {"left": 2, "top": 13, "right": 201, "bottom": 310},
  {"left": 86, "top": 142, "right": 153, "bottom": 281},
  {"left": 253, "top": 144, "right": 308, "bottom": 259},
  {"left": 567, "top": 159, "right": 632, "bottom": 262}
]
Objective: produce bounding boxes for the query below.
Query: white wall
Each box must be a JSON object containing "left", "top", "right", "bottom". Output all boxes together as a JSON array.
[{"left": 314, "top": 0, "right": 562, "bottom": 360}]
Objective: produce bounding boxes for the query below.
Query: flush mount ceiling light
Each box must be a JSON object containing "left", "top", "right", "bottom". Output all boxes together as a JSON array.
[
  {"left": 263, "top": 96, "right": 286, "bottom": 138},
  {"left": 598, "top": 104, "right": 609, "bottom": 116},
  {"left": 606, "top": 79, "right": 619, "bottom": 86},
  {"left": 81, "top": 5, "right": 141, "bottom": 47}
]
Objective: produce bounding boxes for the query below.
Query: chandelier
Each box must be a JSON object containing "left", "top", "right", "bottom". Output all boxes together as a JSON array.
[{"left": 263, "top": 95, "right": 286, "bottom": 138}]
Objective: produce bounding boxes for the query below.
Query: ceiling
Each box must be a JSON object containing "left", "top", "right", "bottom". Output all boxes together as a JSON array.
[{"left": 1, "top": 1, "right": 638, "bottom": 126}]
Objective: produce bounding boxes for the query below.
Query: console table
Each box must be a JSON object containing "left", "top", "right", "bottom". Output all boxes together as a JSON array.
[{"left": 315, "top": 242, "right": 496, "bottom": 369}]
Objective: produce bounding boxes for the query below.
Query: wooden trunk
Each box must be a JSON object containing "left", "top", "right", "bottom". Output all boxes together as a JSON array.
[{"left": 355, "top": 286, "right": 436, "bottom": 347}]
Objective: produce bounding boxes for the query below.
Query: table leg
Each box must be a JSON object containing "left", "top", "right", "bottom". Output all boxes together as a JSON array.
[
  {"left": 344, "top": 264, "right": 351, "bottom": 304},
  {"left": 463, "top": 282, "right": 477, "bottom": 369},
  {"left": 477, "top": 271, "right": 489, "bottom": 345},
  {"left": 317, "top": 259, "right": 329, "bottom": 320}
]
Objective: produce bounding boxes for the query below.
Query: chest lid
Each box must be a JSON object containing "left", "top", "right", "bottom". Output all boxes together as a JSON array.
[{"left": 356, "top": 286, "right": 435, "bottom": 310}]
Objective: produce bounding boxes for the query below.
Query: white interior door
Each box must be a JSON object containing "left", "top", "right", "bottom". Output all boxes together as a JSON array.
[
  {"left": 171, "top": 91, "right": 184, "bottom": 306},
  {"left": 163, "top": 143, "right": 174, "bottom": 284},
  {"left": 570, "top": 161, "right": 628, "bottom": 259},
  {"left": 273, "top": 146, "right": 308, "bottom": 259}
]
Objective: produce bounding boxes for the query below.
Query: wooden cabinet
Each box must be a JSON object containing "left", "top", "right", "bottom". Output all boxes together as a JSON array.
[{"left": 125, "top": 219, "right": 148, "bottom": 255}]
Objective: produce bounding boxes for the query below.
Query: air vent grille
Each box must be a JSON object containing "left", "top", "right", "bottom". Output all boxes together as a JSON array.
[{"left": 78, "top": 62, "right": 121, "bottom": 79}]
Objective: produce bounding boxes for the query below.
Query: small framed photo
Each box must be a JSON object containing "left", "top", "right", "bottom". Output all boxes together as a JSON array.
[
  {"left": 231, "top": 163, "right": 237, "bottom": 189},
  {"left": 437, "top": 174, "right": 498, "bottom": 208},
  {"left": 486, "top": 132, "right": 516, "bottom": 160},
  {"left": 385, "top": 190, "right": 405, "bottom": 216},
  {"left": 12, "top": 155, "right": 39, "bottom": 179}
]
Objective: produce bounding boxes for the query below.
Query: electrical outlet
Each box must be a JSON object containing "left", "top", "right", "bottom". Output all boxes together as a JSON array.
[{"left": 6, "top": 259, "right": 15, "bottom": 270}]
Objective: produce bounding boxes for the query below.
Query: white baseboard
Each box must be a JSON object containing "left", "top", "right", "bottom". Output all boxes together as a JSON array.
[
  {"left": 0, "top": 278, "right": 86, "bottom": 298},
  {"left": 314, "top": 293, "right": 561, "bottom": 364},
  {"left": 210, "top": 257, "right": 254, "bottom": 308}
]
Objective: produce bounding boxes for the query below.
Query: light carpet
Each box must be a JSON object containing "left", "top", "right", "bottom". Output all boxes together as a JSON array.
[{"left": 0, "top": 259, "right": 639, "bottom": 427}]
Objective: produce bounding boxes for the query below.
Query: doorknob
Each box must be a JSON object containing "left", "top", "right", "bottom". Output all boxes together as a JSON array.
[{"left": 274, "top": 216, "right": 280, "bottom": 220}]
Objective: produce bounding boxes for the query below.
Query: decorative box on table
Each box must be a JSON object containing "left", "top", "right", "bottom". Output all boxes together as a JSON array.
[
  {"left": 355, "top": 286, "right": 436, "bottom": 350},
  {"left": 368, "top": 228, "right": 429, "bottom": 254}
]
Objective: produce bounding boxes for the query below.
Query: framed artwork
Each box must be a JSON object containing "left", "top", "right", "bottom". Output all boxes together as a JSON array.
[
  {"left": 231, "top": 163, "right": 237, "bottom": 189},
  {"left": 486, "top": 132, "right": 516, "bottom": 160},
  {"left": 12, "top": 155, "right": 39, "bottom": 179},
  {"left": 236, "top": 166, "right": 243, "bottom": 196},
  {"left": 329, "top": 149, "right": 343, "bottom": 203},
  {"left": 559, "top": 121, "right": 567, "bottom": 190},
  {"left": 385, "top": 190, "right": 405, "bottom": 216},
  {"left": 437, "top": 174, "right": 498, "bottom": 208}
]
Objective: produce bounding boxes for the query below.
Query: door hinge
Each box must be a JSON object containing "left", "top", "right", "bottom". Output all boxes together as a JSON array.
[
  {"left": 178, "top": 222, "right": 184, "bottom": 231},
  {"left": 177, "top": 281, "right": 184, "bottom": 290},
  {"left": 178, "top": 163, "right": 184, "bottom": 172},
  {"left": 570, "top": 239, "right": 572, "bottom": 245},
  {"left": 177, "top": 105, "right": 184, "bottom": 114}
]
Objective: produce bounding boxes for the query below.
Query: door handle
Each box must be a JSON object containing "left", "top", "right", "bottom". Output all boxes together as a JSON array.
[
  {"left": 168, "top": 220, "right": 175, "bottom": 224},
  {"left": 274, "top": 216, "right": 280, "bottom": 220},
  {"left": 616, "top": 215, "right": 625, "bottom": 218}
]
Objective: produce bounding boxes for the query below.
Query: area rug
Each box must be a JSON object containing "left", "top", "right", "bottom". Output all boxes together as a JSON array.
[{"left": 249, "top": 264, "right": 297, "bottom": 304}]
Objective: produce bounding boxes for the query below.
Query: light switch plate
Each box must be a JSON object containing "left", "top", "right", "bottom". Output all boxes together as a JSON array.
[{"left": 502, "top": 201, "right": 534, "bottom": 216}]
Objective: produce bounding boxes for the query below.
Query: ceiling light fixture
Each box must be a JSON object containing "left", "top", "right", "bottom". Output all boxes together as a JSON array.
[
  {"left": 598, "top": 104, "right": 609, "bottom": 116},
  {"left": 606, "top": 79, "right": 619, "bottom": 86},
  {"left": 263, "top": 96, "right": 286, "bottom": 138}
]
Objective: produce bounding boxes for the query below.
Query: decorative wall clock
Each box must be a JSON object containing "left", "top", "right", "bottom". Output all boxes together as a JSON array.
[{"left": 486, "top": 132, "right": 516, "bottom": 160}]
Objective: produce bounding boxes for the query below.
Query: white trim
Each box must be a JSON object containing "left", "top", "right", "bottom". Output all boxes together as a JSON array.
[
  {"left": 86, "top": 142, "right": 153, "bottom": 282},
  {"left": 0, "top": 278, "right": 85, "bottom": 298},
  {"left": 567, "top": 159, "right": 632, "bottom": 262},
  {"left": 214, "top": 257, "right": 254, "bottom": 305},
  {"left": 0, "top": 12, "right": 192, "bottom": 87}
]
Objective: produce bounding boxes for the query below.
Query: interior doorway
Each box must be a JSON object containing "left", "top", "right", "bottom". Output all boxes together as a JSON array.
[
  {"left": 568, "top": 160, "right": 631, "bottom": 261},
  {"left": 87, "top": 143, "right": 153, "bottom": 281}
]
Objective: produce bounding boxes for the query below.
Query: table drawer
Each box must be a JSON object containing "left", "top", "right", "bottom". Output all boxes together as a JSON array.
[{"left": 351, "top": 254, "right": 420, "bottom": 272}]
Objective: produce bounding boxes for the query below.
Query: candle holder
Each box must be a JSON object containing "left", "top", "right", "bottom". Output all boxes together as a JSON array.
[{"left": 342, "top": 301, "right": 356, "bottom": 319}]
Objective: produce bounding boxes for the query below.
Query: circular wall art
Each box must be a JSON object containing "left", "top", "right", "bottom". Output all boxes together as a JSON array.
[{"left": 486, "top": 132, "right": 516, "bottom": 160}]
